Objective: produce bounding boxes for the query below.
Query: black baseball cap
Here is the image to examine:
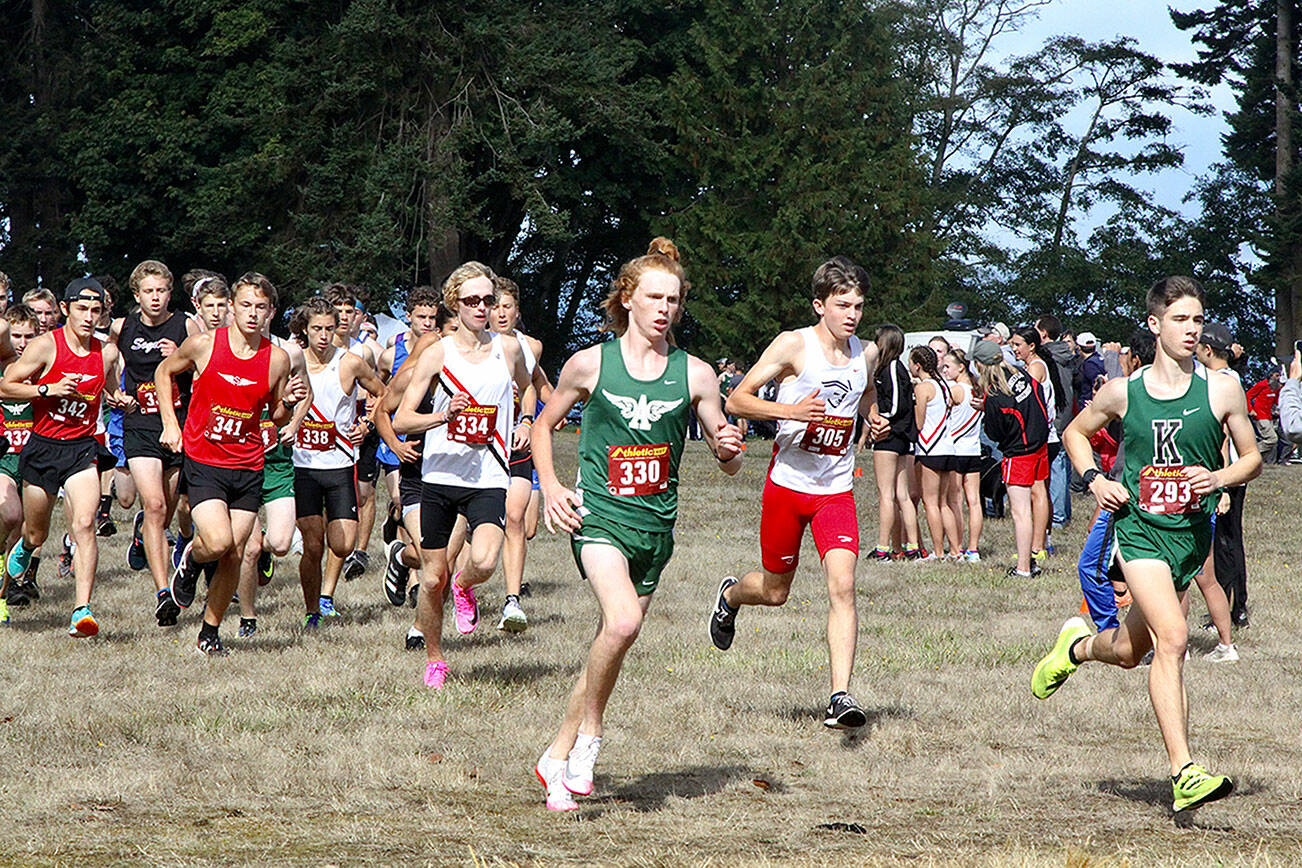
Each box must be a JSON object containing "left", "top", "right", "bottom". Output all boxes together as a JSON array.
[
  {"left": 1200, "top": 322, "right": 1233, "bottom": 352},
  {"left": 63, "top": 277, "right": 106, "bottom": 305}
]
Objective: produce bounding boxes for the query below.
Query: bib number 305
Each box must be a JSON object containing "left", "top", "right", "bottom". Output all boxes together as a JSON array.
[
  {"left": 1138, "top": 465, "right": 1200, "bottom": 515},
  {"left": 607, "top": 443, "right": 670, "bottom": 496},
  {"left": 799, "top": 415, "right": 854, "bottom": 456}
]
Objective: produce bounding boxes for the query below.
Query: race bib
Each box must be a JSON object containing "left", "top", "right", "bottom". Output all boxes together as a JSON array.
[
  {"left": 259, "top": 419, "right": 279, "bottom": 453},
  {"left": 800, "top": 415, "right": 854, "bottom": 456},
  {"left": 607, "top": 443, "right": 670, "bottom": 496},
  {"left": 296, "top": 418, "right": 336, "bottom": 452},
  {"left": 51, "top": 395, "right": 92, "bottom": 424},
  {"left": 449, "top": 405, "right": 497, "bottom": 445},
  {"left": 2, "top": 422, "right": 31, "bottom": 453},
  {"left": 136, "top": 382, "right": 181, "bottom": 415},
  {"left": 1138, "top": 465, "right": 1201, "bottom": 515},
  {"left": 206, "top": 405, "right": 255, "bottom": 443}
]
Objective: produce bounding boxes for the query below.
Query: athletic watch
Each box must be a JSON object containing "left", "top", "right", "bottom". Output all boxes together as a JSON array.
[
  {"left": 1082, "top": 468, "right": 1102, "bottom": 489},
  {"left": 37, "top": 384, "right": 48, "bottom": 398}
]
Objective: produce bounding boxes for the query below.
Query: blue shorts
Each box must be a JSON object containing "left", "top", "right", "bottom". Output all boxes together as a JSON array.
[
  {"left": 1078, "top": 510, "right": 1119, "bottom": 631},
  {"left": 531, "top": 468, "right": 540, "bottom": 492},
  {"left": 107, "top": 408, "right": 127, "bottom": 468},
  {"left": 376, "top": 437, "right": 399, "bottom": 468}
]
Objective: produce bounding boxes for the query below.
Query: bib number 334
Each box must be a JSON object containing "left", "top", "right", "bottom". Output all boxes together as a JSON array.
[
  {"left": 607, "top": 443, "right": 670, "bottom": 496},
  {"left": 1138, "top": 465, "right": 1201, "bottom": 515}
]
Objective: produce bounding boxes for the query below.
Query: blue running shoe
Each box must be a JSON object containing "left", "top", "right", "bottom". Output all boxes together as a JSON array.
[
  {"left": 319, "top": 597, "right": 339, "bottom": 617},
  {"left": 303, "top": 612, "right": 322, "bottom": 630},
  {"left": 128, "top": 510, "right": 147, "bottom": 571},
  {"left": 69, "top": 606, "right": 99, "bottom": 638},
  {"left": 171, "top": 535, "right": 191, "bottom": 572}
]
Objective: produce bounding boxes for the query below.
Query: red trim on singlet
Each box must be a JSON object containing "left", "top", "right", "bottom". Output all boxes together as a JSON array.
[
  {"left": 33, "top": 328, "right": 105, "bottom": 440},
  {"left": 182, "top": 328, "right": 273, "bottom": 470}
]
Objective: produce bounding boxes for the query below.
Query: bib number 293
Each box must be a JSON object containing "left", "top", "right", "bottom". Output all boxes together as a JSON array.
[
  {"left": 607, "top": 443, "right": 670, "bottom": 496},
  {"left": 1138, "top": 465, "right": 1200, "bottom": 515}
]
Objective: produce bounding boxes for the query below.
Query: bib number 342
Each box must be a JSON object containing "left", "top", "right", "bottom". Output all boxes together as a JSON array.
[
  {"left": 607, "top": 443, "right": 670, "bottom": 496},
  {"left": 1138, "top": 465, "right": 1201, "bottom": 515}
]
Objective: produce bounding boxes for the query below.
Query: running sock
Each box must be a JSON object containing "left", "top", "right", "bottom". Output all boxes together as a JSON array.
[
  {"left": 1068, "top": 637, "right": 1085, "bottom": 665},
  {"left": 199, "top": 621, "right": 219, "bottom": 640},
  {"left": 97, "top": 494, "right": 112, "bottom": 519}
]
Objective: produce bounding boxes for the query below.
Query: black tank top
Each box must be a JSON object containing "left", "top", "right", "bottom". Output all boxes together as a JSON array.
[{"left": 121, "top": 311, "right": 192, "bottom": 430}]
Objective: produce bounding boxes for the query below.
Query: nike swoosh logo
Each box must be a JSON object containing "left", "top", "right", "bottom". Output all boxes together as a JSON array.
[
  {"left": 1183, "top": 408, "right": 1199, "bottom": 416},
  {"left": 664, "top": 380, "right": 678, "bottom": 385},
  {"left": 780, "top": 555, "right": 795, "bottom": 563}
]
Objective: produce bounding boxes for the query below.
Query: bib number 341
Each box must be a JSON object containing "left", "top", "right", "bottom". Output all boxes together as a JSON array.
[
  {"left": 607, "top": 443, "right": 670, "bottom": 496},
  {"left": 1138, "top": 465, "right": 1201, "bottom": 515}
]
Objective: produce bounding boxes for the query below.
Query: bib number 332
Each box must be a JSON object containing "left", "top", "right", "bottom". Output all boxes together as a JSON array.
[
  {"left": 1138, "top": 465, "right": 1201, "bottom": 515},
  {"left": 607, "top": 443, "right": 670, "bottom": 496}
]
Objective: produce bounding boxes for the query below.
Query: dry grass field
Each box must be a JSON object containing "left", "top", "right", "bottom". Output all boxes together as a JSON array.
[{"left": 1, "top": 433, "right": 1300, "bottom": 866}]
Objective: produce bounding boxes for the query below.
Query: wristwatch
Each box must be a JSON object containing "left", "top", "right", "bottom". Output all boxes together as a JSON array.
[
  {"left": 1082, "top": 468, "right": 1102, "bottom": 489},
  {"left": 37, "top": 384, "right": 48, "bottom": 398}
]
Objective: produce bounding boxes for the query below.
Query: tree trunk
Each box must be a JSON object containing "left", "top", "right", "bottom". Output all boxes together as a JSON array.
[{"left": 1275, "top": 0, "right": 1298, "bottom": 357}]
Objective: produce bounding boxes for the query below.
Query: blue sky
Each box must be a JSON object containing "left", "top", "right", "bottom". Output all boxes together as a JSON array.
[{"left": 1006, "top": 0, "right": 1235, "bottom": 220}]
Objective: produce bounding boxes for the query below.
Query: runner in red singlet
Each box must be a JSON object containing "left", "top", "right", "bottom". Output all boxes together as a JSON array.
[
  {"left": 0, "top": 279, "right": 126, "bottom": 637},
  {"left": 156, "top": 273, "right": 305, "bottom": 656}
]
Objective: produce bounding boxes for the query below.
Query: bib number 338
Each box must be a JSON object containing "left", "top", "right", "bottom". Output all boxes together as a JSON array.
[
  {"left": 1138, "top": 465, "right": 1200, "bottom": 515},
  {"left": 607, "top": 443, "right": 670, "bottom": 496}
]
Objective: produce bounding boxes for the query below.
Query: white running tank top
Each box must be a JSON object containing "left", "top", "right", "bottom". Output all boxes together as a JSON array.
[
  {"left": 421, "top": 334, "right": 514, "bottom": 490},
  {"left": 768, "top": 328, "right": 868, "bottom": 495},
  {"left": 1031, "top": 358, "right": 1059, "bottom": 444},
  {"left": 294, "top": 349, "right": 356, "bottom": 470},
  {"left": 915, "top": 377, "right": 951, "bottom": 456},
  {"left": 946, "top": 381, "right": 981, "bottom": 457}
]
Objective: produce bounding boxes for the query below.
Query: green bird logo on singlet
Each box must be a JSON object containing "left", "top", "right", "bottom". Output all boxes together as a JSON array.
[
  {"left": 1151, "top": 419, "right": 1184, "bottom": 466},
  {"left": 601, "top": 390, "right": 683, "bottom": 432}
]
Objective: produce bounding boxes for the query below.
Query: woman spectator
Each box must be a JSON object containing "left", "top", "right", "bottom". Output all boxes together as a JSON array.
[
  {"left": 911, "top": 346, "right": 960, "bottom": 560},
  {"left": 943, "top": 349, "right": 983, "bottom": 561},
  {"left": 866, "top": 325, "right": 922, "bottom": 560},
  {"left": 1009, "top": 327, "right": 1067, "bottom": 560}
]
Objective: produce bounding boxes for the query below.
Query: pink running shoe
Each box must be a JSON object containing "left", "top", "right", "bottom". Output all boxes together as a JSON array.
[
  {"left": 423, "top": 659, "right": 449, "bottom": 689},
  {"left": 535, "top": 752, "right": 578, "bottom": 812},
  {"left": 451, "top": 579, "right": 479, "bottom": 634}
]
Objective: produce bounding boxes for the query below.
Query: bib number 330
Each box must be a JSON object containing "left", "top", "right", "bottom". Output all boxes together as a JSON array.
[{"left": 607, "top": 443, "right": 670, "bottom": 496}]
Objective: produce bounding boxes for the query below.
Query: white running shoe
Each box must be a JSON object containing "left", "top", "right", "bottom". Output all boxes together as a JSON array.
[
  {"left": 498, "top": 596, "right": 528, "bottom": 633},
  {"left": 1204, "top": 643, "right": 1239, "bottom": 663},
  {"left": 562, "top": 733, "right": 601, "bottom": 796},
  {"left": 535, "top": 752, "right": 578, "bottom": 812}
]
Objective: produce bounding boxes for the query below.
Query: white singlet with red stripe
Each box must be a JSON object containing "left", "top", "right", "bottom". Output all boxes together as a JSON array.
[
  {"left": 946, "top": 380, "right": 982, "bottom": 457},
  {"left": 421, "top": 334, "right": 514, "bottom": 490},
  {"left": 293, "top": 349, "right": 356, "bottom": 470},
  {"left": 915, "top": 377, "right": 952, "bottom": 457},
  {"left": 768, "top": 327, "right": 868, "bottom": 495}
]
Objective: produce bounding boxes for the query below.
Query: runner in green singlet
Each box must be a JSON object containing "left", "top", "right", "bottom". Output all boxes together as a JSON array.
[
  {"left": 1031, "top": 276, "right": 1261, "bottom": 814},
  {"left": 0, "top": 306, "right": 38, "bottom": 621},
  {"left": 529, "top": 237, "right": 743, "bottom": 812}
]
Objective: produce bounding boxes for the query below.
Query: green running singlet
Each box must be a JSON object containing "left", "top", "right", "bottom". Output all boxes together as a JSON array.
[{"left": 575, "top": 340, "right": 690, "bottom": 533}]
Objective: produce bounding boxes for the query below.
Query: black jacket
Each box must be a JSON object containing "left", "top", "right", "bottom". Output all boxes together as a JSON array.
[{"left": 982, "top": 369, "right": 1050, "bottom": 457}]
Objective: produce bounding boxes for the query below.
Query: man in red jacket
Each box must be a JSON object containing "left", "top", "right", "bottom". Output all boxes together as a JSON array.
[{"left": 1245, "top": 371, "right": 1280, "bottom": 464}]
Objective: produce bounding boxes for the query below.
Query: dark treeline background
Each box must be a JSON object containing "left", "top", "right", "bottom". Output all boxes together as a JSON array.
[{"left": 1, "top": 0, "right": 1297, "bottom": 365}]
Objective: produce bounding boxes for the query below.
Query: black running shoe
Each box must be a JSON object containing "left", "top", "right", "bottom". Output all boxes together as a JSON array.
[
  {"left": 383, "top": 540, "right": 408, "bottom": 606},
  {"left": 382, "top": 509, "right": 399, "bottom": 544},
  {"left": 405, "top": 627, "right": 425, "bottom": 650},
  {"left": 303, "top": 612, "right": 322, "bottom": 631},
  {"left": 97, "top": 515, "right": 117, "bottom": 537},
  {"left": 519, "top": 581, "right": 531, "bottom": 598},
  {"left": 407, "top": 582, "right": 419, "bottom": 609},
  {"left": 128, "top": 510, "right": 147, "bottom": 571},
  {"left": 5, "top": 582, "right": 29, "bottom": 607},
  {"left": 866, "top": 548, "right": 893, "bottom": 562},
  {"left": 170, "top": 542, "right": 201, "bottom": 609},
  {"left": 57, "top": 536, "right": 74, "bottom": 581},
  {"left": 903, "top": 548, "right": 926, "bottom": 561},
  {"left": 823, "top": 692, "right": 867, "bottom": 730},
  {"left": 155, "top": 589, "right": 180, "bottom": 627},
  {"left": 257, "top": 548, "right": 274, "bottom": 586},
  {"left": 342, "top": 550, "right": 369, "bottom": 581},
  {"left": 708, "top": 576, "right": 739, "bottom": 651},
  {"left": 237, "top": 618, "right": 257, "bottom": 638},
  {"left": 20, "top": 557, "right": 40, "bottom": 601},
  {"left": 196, "top": 632, "right": 229, "bottom": 657}
]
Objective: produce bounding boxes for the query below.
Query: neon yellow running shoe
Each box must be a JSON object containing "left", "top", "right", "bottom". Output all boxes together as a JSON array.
[
  {"left": 1033, "top": 548, "right": 1048, "bottom": 564},
  {"left": 0, "top": 597, "right": 8, "bottom": 625},
  {"left": 1172, "top": 762, "right": 1233, "bottom": 812},
  {"left": 1031, "top": 616, "right": 1090, "bottom": 699}
]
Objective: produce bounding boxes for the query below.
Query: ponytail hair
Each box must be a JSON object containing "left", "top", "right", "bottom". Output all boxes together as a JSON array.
[
  {"left": 909, "top": 345, "right": 941, "bottom": 380},
  {"left": 603, "top": 237, "right": 688, "bottom": 343},
  {"left": 875, "top": 324, "right": 904, "bottom": 368}
]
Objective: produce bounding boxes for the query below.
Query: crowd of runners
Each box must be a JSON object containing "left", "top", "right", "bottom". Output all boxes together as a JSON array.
[{"left": 0, "top": 245, "right": 1284, "bottom": 816}]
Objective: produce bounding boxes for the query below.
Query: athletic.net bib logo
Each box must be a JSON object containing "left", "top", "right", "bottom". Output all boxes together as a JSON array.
[{"left": 601, "top": 390, "right": 683, "bottom": 432}]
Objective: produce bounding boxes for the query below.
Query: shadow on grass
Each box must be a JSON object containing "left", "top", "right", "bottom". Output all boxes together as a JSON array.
[
  {"left": 780, "top": 703, "right": 913, "bottom": 748},
  {"left": 462, "top": 660, "right": 579, "bottom": 687},
  {"left": 1098, "top": 777, "right": 1264, "bottom": 830},
  {"left": 587, "top": 764, "right": 761, "bottom": 815}
]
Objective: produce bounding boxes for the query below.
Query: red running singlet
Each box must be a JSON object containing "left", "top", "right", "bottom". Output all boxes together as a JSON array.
[
  {"left": 182, "top": 328, "right": 273, "bottom": 470},
  {"left": 33, "top": 328, "right": 105, "bottom": 440}
]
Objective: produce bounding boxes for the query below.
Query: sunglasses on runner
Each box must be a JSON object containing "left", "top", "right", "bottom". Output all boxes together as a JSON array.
[{"left": 458, "top": 294, "right": 496, "bottom": 308}]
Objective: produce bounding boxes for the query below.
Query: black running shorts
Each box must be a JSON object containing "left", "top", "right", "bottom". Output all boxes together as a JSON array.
[
  {"left": 873, "top": 433, "right": 913, "bottom": 455},
  {"left": 183, "top": 456, "right": 262, "bottom": 512},
  {"left": 294, "top": 466, "right": 359, "bottom": 522},
  {"left": 20, "top": 433, "right": 101, "bottom": 495},
  {"left": 419, "top": 482, "right": 505, "bottom": 550},
  {"left": 124, "top": 425, "right": 184, "bottom": 469},
  {"left": 509, "top": 447, "right": 534, "bottom": 481},
  {"left": 356, "top": 430, "right": 380, "bottom": 484}
]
